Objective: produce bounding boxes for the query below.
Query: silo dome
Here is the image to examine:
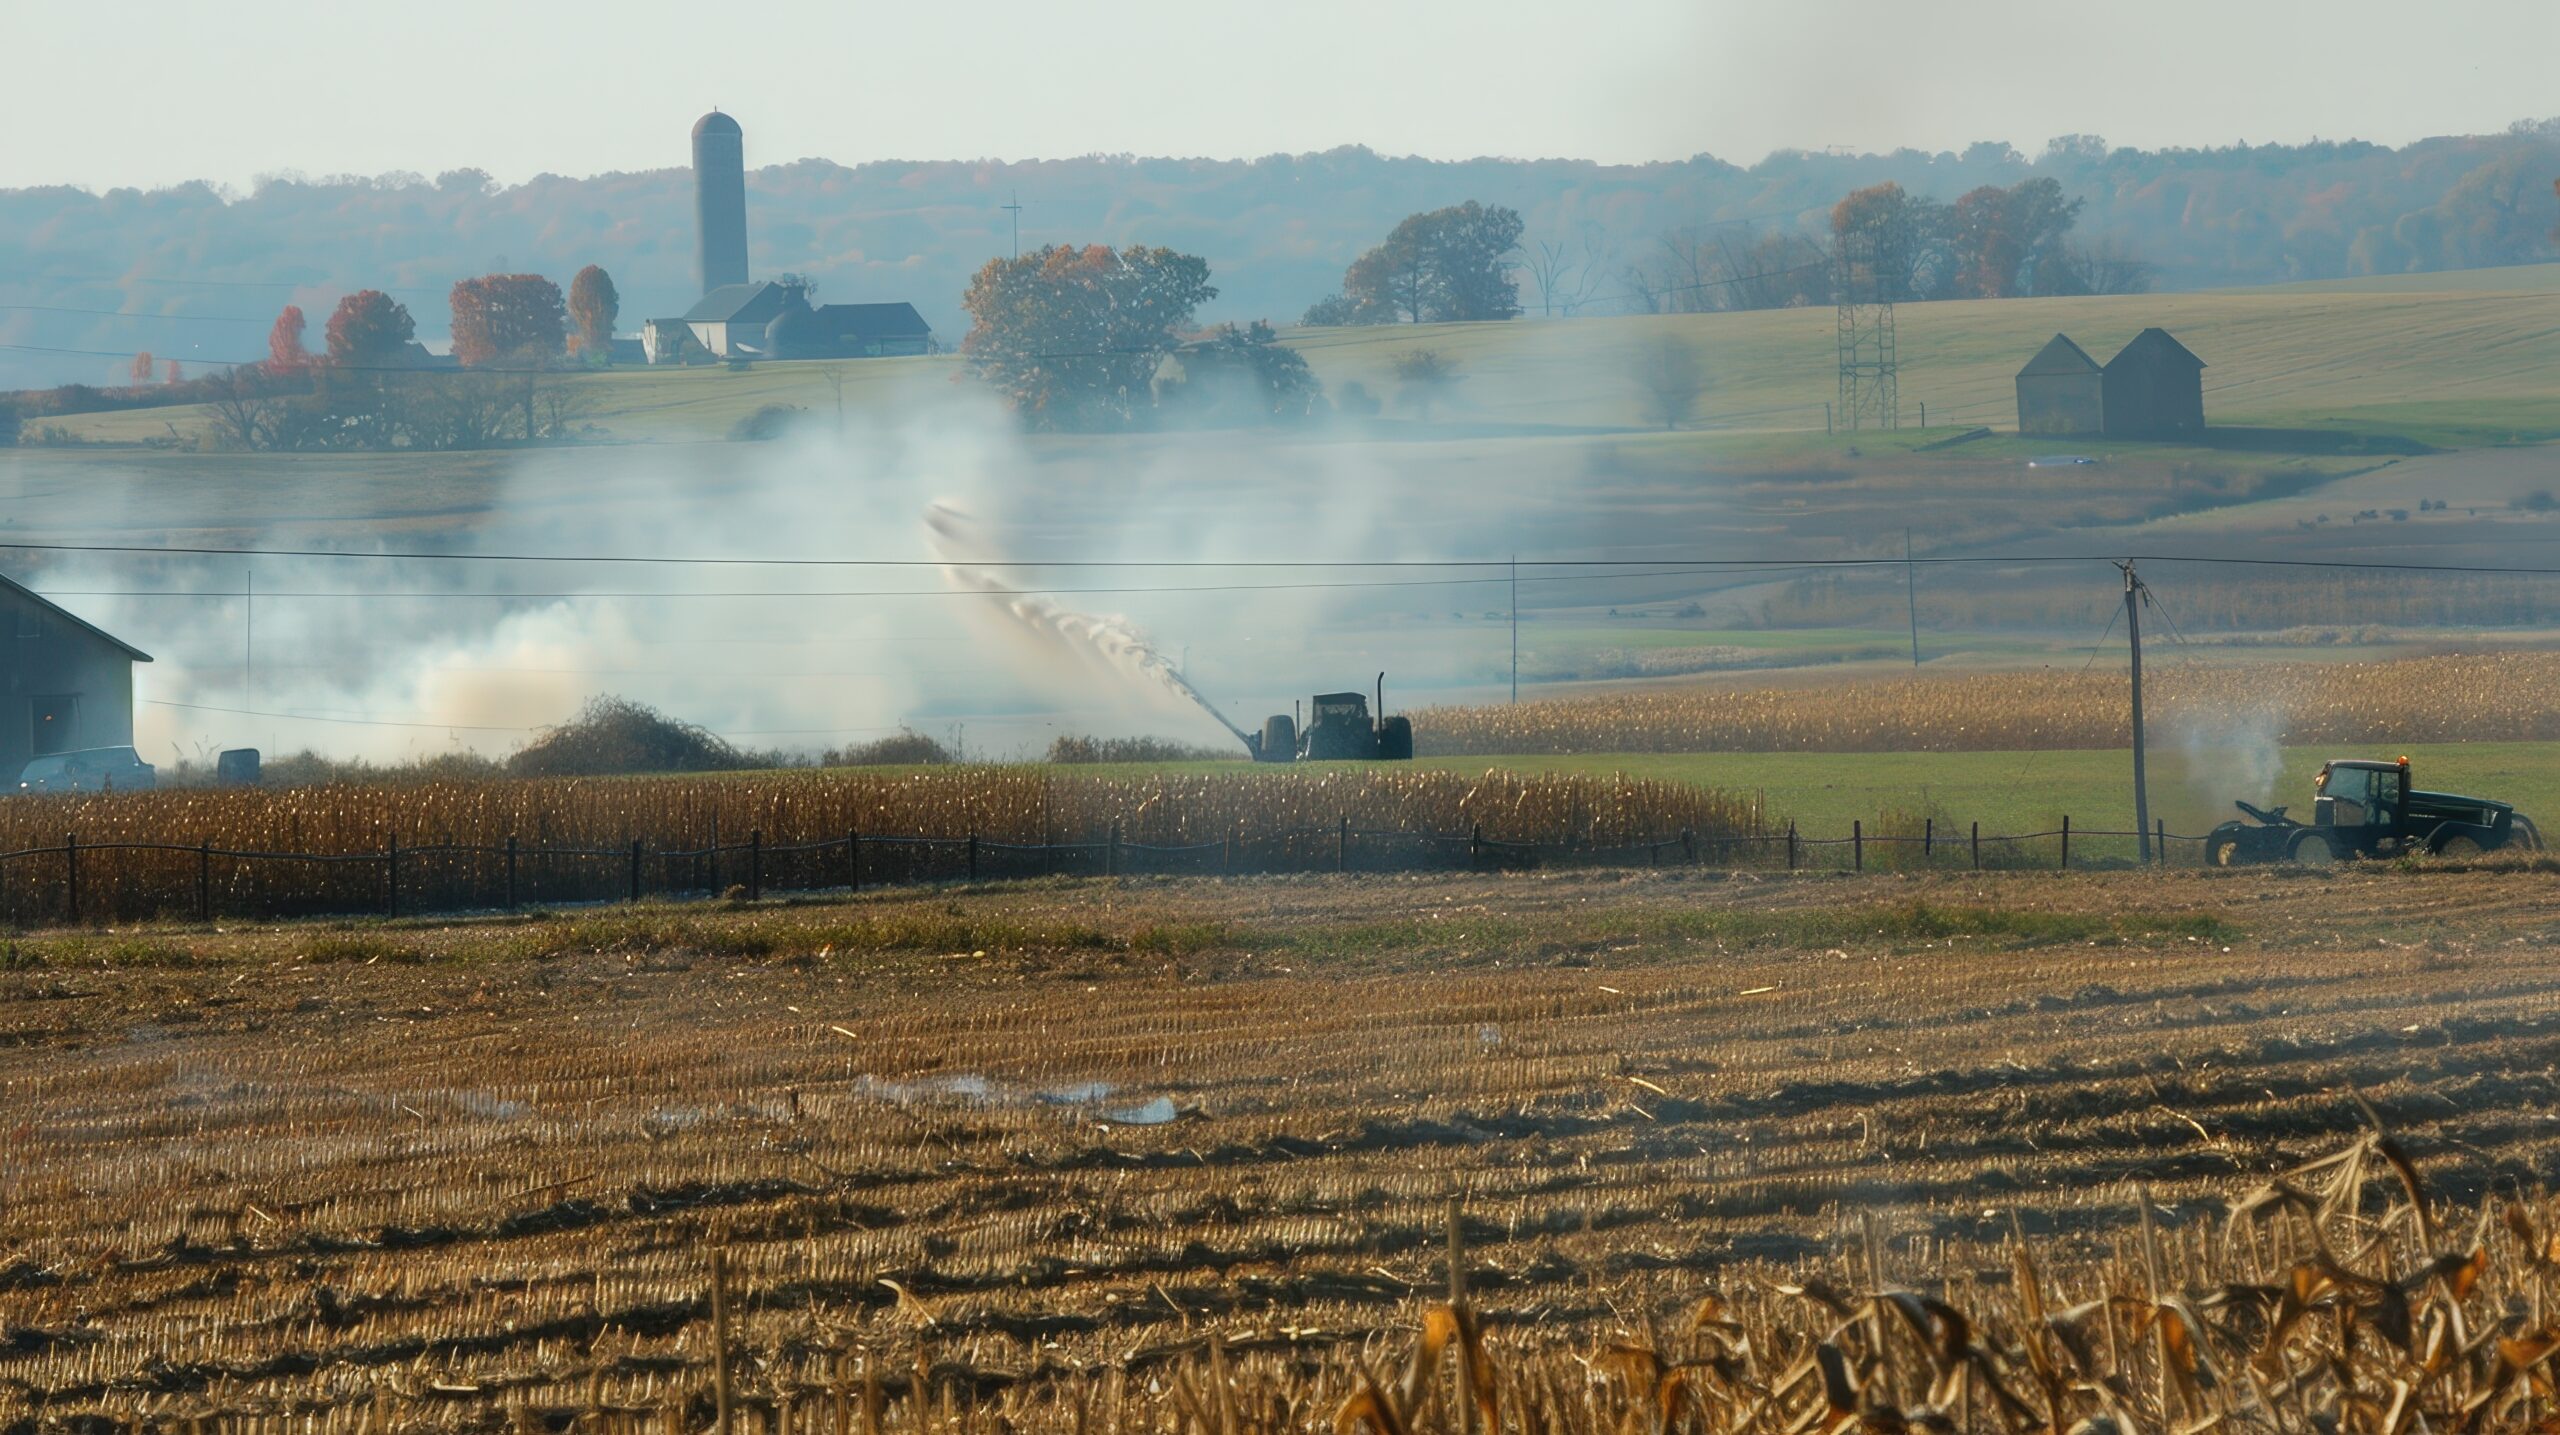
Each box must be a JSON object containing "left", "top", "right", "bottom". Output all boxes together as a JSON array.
[
  {"left": 693, "top": 110, "right": 742, "bottom": 141},
  {"left": 765, "top": 305, "right": 824, "bottom": 361}
]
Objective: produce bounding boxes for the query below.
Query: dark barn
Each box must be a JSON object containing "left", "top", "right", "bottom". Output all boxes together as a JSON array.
[
  {"left": 2014, "top": 333, "right": 2104, "bottom": 436},
  {"left": 2101, "top": 327, "right": 2207, "bottom": 439},
  {"left": 0, "top": 573, "right": 150, "bottom": 778}
]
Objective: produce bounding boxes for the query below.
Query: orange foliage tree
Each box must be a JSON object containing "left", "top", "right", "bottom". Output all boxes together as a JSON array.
[
  {"left": 266, "top": 305, "right": 311, "bottom": 371},
  {"left": 448, "top": 275, "right": 565, "bottom": 368},
  {"left": 325, "top": 290, "right": 416, "bottom": 368},
  {"left": 566, "top": 265, "right": 619, "bottom": 364},
  {"left": 961, "top": 244, "right": 1215, "bottom": 429}
]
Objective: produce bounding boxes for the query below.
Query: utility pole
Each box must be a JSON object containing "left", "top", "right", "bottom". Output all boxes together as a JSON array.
[
  {"left": 1904, "top": 527, "right": 1920, "bottom": 667},
  {"left": 2121, "top": 561, "right": 2152, "bottom": 863},
  {"left": 1509, "top": 554, "right": 1519, "bottom": 704},
  {"left": 1002, "top": 190, "right": 1023, "bottom": 260}
]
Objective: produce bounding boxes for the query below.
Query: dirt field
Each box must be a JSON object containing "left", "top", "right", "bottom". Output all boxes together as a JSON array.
[{"left": 7, "top": 864, "right": 2559, "bottom": 1427}]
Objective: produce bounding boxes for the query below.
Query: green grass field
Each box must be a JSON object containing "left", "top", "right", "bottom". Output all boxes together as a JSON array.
[{"left": 1030, "top": 740, "right": 2560, "bottom": 850}]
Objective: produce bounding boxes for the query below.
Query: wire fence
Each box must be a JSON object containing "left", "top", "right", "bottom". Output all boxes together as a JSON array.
[{"left": 0, "top": 816, "right": 2209, "bottom": 926}]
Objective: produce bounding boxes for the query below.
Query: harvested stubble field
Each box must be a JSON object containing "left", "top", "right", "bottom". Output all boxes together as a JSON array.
[
  {"left": 1414, "top": 651, "right": 2560, "bottom": 754},
  {"left": 10, "top": 865, "right": 2560, "bottom": 1432}
]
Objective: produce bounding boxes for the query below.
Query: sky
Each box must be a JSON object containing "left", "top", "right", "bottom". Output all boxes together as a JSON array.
[{"left": 4, "top": 0, "right": 2555, "bottom": 190}]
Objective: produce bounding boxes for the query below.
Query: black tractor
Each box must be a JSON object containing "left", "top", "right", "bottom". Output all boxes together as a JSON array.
[
  {"left": 1246, "top": 675, "right": 1414, "bottom": 763},
  {"left": 2204, "top": 757, "right": 2542, "bottom": 865}
]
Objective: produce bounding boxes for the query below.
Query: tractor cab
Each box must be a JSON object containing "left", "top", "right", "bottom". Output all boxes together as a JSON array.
[
  {"left": 1301, "top": 692, "right": 1378, "bottom": 760},
  {"left": 2313, "top": 759, "right": 2409, "bottom": 853}
]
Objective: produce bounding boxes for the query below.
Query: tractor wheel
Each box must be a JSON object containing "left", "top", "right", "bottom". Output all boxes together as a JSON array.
[
  {"left": 2208, "top": 837, "right": 2242, "bottom": 867},
  {"left": 2288, "top": 832, "right": 2339, "bottom": 866},
  {"left": 1377, "top": 716, "right": 1414, "bottom": 761},
  {"left": 2434, "top": 833, "right": 2486, "bottom": 859},
  {"left": 1259, "top": 714, "right": 1298, "bottom": 763}
]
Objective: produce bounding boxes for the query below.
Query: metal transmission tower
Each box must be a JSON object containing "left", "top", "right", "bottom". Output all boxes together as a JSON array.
[{"left": 1833, "top": 232, "right": 1898, "bottom": 431}]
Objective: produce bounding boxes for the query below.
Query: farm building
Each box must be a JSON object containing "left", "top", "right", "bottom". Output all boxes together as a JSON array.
[
  {"left": 648, "top": 284, "right": 935, "bottom": 363},
  {"left": 2013, "top": 328, "right": 2208, "bottom": 439},
  {"left": 0, "top": 572, "right": 150, "bottom": 777},
  {"left": 2101, "top": 327, "right": 2207, "bottom": 438},
  {"left": 2014, "top": 333, "right": 2105, "bottom": 435}
]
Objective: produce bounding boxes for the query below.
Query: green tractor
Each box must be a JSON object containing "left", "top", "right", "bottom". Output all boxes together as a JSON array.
[
  {"left": 2204, "top": 757, "right": 2542, "bottom": 865},
  {"left": 1246, "top": 675, "right": 1414, "bottom": 764}
]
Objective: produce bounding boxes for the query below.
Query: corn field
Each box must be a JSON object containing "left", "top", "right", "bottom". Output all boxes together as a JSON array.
[
  {"left": 0, "top": 769, "right": 1767, "bottom": 921},
  {"left": 1415, "top": 652, "right": 2560, "bottom": 754}
]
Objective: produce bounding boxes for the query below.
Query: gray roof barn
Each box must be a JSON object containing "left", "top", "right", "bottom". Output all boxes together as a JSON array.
[
  {"left": 810, "top": 302, "right": 934, "bottom": 356},
  {"left": 2014, "top": 333, "right": 2104, "bottom": 436},
  {"left": 0, "top": 571, "right": 151, "bottom": 779},
  {"left": 2100, "top": 328, "right": 2207, "bottom": 439},
  {"left": 682, "top": 282, "right": 796, "bottom": 326}
]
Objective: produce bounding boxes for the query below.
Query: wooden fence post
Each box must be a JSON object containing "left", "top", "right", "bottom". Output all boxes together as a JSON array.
[
  {"left": 2059, "top": 815, "right": 2071, "bottom": 870},
  {"left": 709, "top": 1249, "right": 735, "bottom": 1435},
  {"left": 385, "top": 832, "right": 399, "bottom": 918},
  {"left": 1337, "top": 817, "right": 1349, "bottom": 873},
  {"left": 198, "top": 840, "right": 212, "bottom": 922},
  {"left": 1853, "top": 819, "right": 1863, "bottom": 872},
  {"left": 748, "top": 830, "right": 762, "bottom": 900},
  {"left": 505, "top": 834, "right": 518, "bottom": 910},
  {"left": 1971, "top": 821, "right": 1981, "bottom": 871},
  {"left": 2156, "top": 818, "right": 2167, "bottom": 867},
  {"left": 64, "top": 833, "right": 77, "bottom": 923},
  {"left": 1470, "top": 822, "right": 1482, "bottom": 871},
  {"left": 1786, "top": 822, "right": 1798, "bottom": 871},
  {"left": 1924, "top": 818, "right": 1933, "bottom": 861}
]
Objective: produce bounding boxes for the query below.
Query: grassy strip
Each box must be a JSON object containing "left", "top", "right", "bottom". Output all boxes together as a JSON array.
[{"left": 0, "top": 892, "right": 2235, "bottom": 970}]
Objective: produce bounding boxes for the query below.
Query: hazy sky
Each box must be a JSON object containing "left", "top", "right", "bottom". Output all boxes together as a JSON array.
[{"left": 7, "top": 0, "right": 2553, "bottom": 190}]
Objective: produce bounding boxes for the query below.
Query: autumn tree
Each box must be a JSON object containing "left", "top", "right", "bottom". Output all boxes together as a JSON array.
[
  {"left": 1326, "top": 202, "right": 1525, "bottom": 323},
  {"left": 961, "top": 244, "right": 1217, "bottom": 429},
  {"left": 1390, "top": 349, "right": 1461, "bottom": 420},
  {"left": 1947, "top": 178, "right": 2082, "bottom": 298},
  {"left": 1161, "top": 321, "right": 1321, "bottom": 424},
  {"left": 566, "top": 265, "right": 620, "bottom": 364},
  {"left": 1831, "top": 183, "right": 1946, "bottom": 301},
  {"left": 325, "top": 290, "right": 416, "bottom": 368},
  {"left": 129, "top": 351, "right": 156, "bottom": 386},
  {"left": 163, "top": 359, "right": 181, "bottom": 385},
  {"left": 448, "top": 274, "right": 566, "bottom": 368},
  {"left": 267, "top": 304, "right": 312, "bottom": 371}
]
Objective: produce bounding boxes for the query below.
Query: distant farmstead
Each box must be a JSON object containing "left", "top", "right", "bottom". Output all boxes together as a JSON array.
[
  {"left": 0, "top": 572, "right": 150, "bottom": 777},
  {"left": 2014, "top": 327, "right": 2207, "bottom": 439},
  {"left": 644, "top": 282, "right": 935, "bottom": 364}
]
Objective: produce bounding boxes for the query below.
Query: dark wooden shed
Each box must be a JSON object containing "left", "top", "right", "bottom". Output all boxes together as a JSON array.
[
  {"left": 2014, "top": 333, "right": 2104, "bottom": 436},
  {"left": 2100, "top": 328, "right": 2206, "bottom": 439}
]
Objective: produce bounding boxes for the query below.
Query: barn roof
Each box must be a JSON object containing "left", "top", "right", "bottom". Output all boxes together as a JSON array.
[
  {"left": 0, "top": 571, "right": 152, "bottom": 662},
  {"left": 682, "top": 282, "right": 792, "bottom": 325},
  {"left": 2105, "top": 327, "right": 2206, "bottom": 371},
  {"left": 814, "top": 302, "right": 932, "bottom": 340},
  {"left": 2016, "top": 333, "right": 2101, "bottom": 378}
]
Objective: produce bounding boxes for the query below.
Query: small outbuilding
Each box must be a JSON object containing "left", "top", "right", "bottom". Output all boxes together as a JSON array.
[
  {"left": 2014, "top": 333, "right": 2104, "bottom": 436},
  {"left": 0, "top": 572, "right": 151, "bottom": 777},
  {"left": 2100, "top": 327, "right": 2207, "bottom": 439},
  {"left": 681, "top": 282, "right": 799, "bottom": 360}
]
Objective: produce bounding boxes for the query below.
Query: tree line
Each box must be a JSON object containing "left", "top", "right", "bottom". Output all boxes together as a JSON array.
[{"left": 5, "top": 126, "right": 2552, "bottom": 392}]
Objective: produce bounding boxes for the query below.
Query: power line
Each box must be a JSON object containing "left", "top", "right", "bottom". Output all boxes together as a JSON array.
[{"left": 17, "top": 538, "right": 2560, "bottom": 581}]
